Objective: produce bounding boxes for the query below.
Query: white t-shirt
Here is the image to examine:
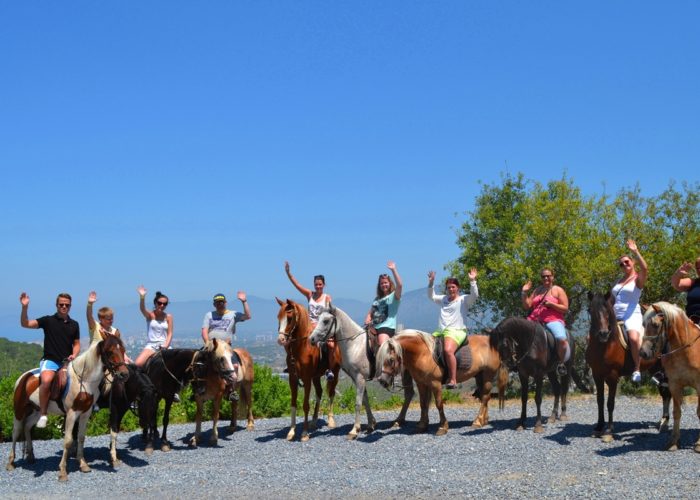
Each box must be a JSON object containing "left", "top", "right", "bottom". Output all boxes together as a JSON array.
[{"left": 428, "top": 281, "right": 479, "bottom": 330}]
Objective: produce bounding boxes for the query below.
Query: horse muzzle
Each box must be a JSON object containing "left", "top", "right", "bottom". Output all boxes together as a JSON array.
[{"left": 596, "top": 330, "right": 611, "bottom": 343}]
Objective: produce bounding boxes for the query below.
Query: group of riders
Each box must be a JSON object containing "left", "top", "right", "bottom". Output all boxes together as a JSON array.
[{"left": 19, "top": 239, "right": 700, "bottom": 430}]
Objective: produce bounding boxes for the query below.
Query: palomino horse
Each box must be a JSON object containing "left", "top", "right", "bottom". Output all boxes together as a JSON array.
[
  {"left": 6, "top": 332, "right": 129, "bottom": 481},
  {"left": 640, "top": 302, "right": 700, "bottom": 452},
  {"left": 143, "top": 348, "right": 198, "bottom": 451},
  {"left": 96, "top": 364, "right": 158, "bottom": 464},
  {"left": 310, "top": 304, "right": 377, "bottom": 440},
  {"left": 376, "top": 330, "right": 508, "bottom": 435},
  {"left": 189, "top": 339, "right": 254, "bottom": 447},
  {"left": 586, "top": 292, "right": 670, "bottom": 442},
  {"left": 276, "top": 298, "right": 340, "bottom": 441},
  {"left": 494, "top": 316, "right": 587, "bottom": 432}
]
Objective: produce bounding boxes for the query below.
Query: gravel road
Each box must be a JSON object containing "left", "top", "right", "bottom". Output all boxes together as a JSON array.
[{"left": 1, "top": 394, "right": 698, "bottom": 499}]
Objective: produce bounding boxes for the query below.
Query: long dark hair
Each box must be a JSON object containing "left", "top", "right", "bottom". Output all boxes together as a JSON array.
[{"left": 153, "top": 291, "right": 169, "bottom": 306}]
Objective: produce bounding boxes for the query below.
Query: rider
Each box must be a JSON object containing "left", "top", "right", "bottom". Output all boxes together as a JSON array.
[
  {"left": 365, "top": 260, "right": 403, "bottom": 349},
  {"left": 285, "top": 261, "right": 339, "bottom": 381},
  {"left": 427, "top": 268, "right": 478, "bottom": 389},
  {"left": 671, "top": 256, "right": 700, "bottom": 323},
  {"left": 613, "top": 239, "right": 648, "bottom": 384},
  {"left": 521, "top": 267, "right": 570, "bottom": 376},
  {"left": 20, "top": 292, "right": 81, "bottom": 429}
]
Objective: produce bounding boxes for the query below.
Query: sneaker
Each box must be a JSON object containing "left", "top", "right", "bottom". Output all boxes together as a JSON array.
[
  {"left": 229, "top": 391, "right": 239, "bottom": 402},
  {"left": 631, "top": 371, "right": 642, "bottom": 383},
  {"left": 557, "top": 363, "right": 568, "bottom": 376},
  {"left": 651, "top": 371, "right": 668, "bottom": 387},
  {"left": 36, "top": 415, "right": 48, "bottom": 429},
  {"left": 325, "top": 369, "right": 334, "bottom": 381},
  {"left": 173, "top": 393, "right": 181, "bottom": 403},
  {"left": 93, "top": 404, "right": 100, "bottom": 413},
  {"left": 446, "top": 382, "right": 457, "bottom": 390}
]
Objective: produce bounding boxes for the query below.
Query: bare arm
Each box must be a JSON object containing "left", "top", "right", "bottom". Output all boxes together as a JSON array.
[
  {"left": 238, "top": 291, "right": 251, "bottom": 320},
  {"left": 137, "top": 285, "right": 154, "bottom": 320},
  {"left": 285, "top": 261, "right": 312, "bottom": 300},
  {"left": 86, "top": 291, "right": 97, "bottom": 332},
  {"left": 163, "top": 314, "right": 173, "bottom": 348},
  {"left": 627, "top": 240, "right": 649, "bottom": 289},
  {"left": 520, "top": 281, "right": 533, "bottom": 310},
  {"left": 671, "top": 262, "right": 694, "bottom": 292},
  {"left": 388, "top": 261, "right": 403, "bottom": 300},
  {"left": 19, "top": 293, "right": 39, "bottom": 328},
  {"left": 70, "top": 338, "right": 80, "bottom": 360},
  {"left": 201, "top": 326, "right": 209, "bottom": 344},
  {"left": 544, "top": 286, "right": 569, "bottom": 314}
]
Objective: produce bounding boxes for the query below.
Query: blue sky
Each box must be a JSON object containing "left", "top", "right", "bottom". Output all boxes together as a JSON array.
[{"left": 1, "top": 1, "right": 698, "bottom": 321}]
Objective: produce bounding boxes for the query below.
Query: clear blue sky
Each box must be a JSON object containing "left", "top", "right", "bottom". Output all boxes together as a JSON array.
[{"left": 1, "top": 1, "right": 698, "bottom": 317}]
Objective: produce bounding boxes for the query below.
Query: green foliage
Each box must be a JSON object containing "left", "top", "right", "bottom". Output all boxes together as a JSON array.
[
  {"left": 0, "top": 337, "right": 43, "bottom": 379},
  {"left": 441, "top": 388, "right": 462, "bottom": 403},
  {"left": 451, "top": 173, "right": 700, "bottom": 324},
  {"left": 251, "top": 364, "right": 292, "bottom": 418}
]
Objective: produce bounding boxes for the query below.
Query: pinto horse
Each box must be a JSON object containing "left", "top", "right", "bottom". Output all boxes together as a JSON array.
[
  {"left": 310, "top": 304, "right": 378, "bottom": 440},
  {"left": 6, "top": 332, "right": 129, "bottom": 481},
  {"left": 640, "top": 302, "right": 700, "bottom": 452},
  {"left": 494, "top": 316, "right": 586, "bottom": 432},
  {"left": 376, "top": 330, "right": 508, "bottom": 435},
  {"left": 276, "top": 298, "right": 340, "bottom": 441},
  {"left": 587, "top": 292, "right": 670, "bottom": 442},
  {"left": 96, "top": 364, "right": 158, "bottom": 464},
  {"left": 189, "top": 339, "right": 254, "bottom": 447},
  {"left": 143, "top": 348, "right": 198, "bottom": 452}
]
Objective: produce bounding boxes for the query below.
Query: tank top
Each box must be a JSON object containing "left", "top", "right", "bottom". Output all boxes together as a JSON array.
[
  {"left": 308, "top": 293, "right": 328, "bottom": 324},
  {"left": 527, "top": 291, "right": 565, "bottom": 324},
  {"left": 147, "top": 316, "right": 169, "bottom": 343},
  {"left": 612, "top": 277, "right": 642, "bottom": 320},
  {"left": 686, "top": 278, "right": 700, "bottom": 318}
]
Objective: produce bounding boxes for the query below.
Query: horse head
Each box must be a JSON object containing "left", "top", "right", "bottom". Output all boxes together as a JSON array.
[
  {"left": 276, "top": 298, "right": 308, "bottom": 346},
  {"left": 207, "top": 339, "right": 237, "bottom": 384},
  {"left": 309, "top": 303, "right": 337, "bottom": 346},
  {"left": 376, "top": 338, "right": 402, "bottom": 389},
  {"left": 99, "top": 332, "right": 129, "bottom": 382},
  {"left": 640, "top": 302, "right": 673, "bottom": 360},
  {"left": 587, "top": 291, "right": 615, "bottom": 343}
]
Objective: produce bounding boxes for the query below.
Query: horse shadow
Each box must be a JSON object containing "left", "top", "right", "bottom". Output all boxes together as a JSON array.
[{"left": 81, "top": 444, "right": 149, "bottom": 471}]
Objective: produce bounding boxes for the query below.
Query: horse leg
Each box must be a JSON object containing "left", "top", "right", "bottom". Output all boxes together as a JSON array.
[
  {"left": 244, "top": 381, "right": 255, "bottom": 431},
  {"left": 109, "top": 409, "right": 123, "bottom": 466},
  {"left": 392, "top": 370, "right": 414, "bottom": 428},
  {"left": 473, "top": 378, "right": 493, "bottom": 428},
  {"left": 309, "top": 377, "right": 323, "bottom": 433},
  {"left": 533, "top": 377, "right": 544, "bottom": 433},
  {"left": 547, "top": 372, "right": 561, "bottom": 424},
  {"left": 694, "top": 391, "right": 700, "bottom": 453},
  {"left": 434, "top": 382, "right": 448, "bottom": 436},
  {"left": 665, "top": 383, "right": 683, "bottom": 451},
  {"left": 348, "top": 376, "right": 366, "bottom": 440},
  {"left": 58, "top": 411, "right": 78, "bottom": 481},
  {"left": 230, "top": 387, "right": 239, "bottom": 433},
  {"left": 516, "top": 372, "right": 528, "bottom": 431},
  {"left": 76, "top": 412, "right": 91, "bottom": 474},
  {"left": 602, "top": 378, "right": 618, "bottom": 443},
  {"left": 415, "top": 383, "right": 431, "bottom": 433},
  {"left": 326, "top": 376, "right": 337, "bottom": 429},
  {"left": 189, "top": 399, "right": 202, "bottom": 448},
  {"left": 592, "top": 376, "right": 605, "bottom": 437},
  {"left": 287, "top": 377, "right": 298, "bottom": 441},
  {"left": 209, "top": 395, "right": 220, "bottom": 446},
  {"left": 362, "top": 382, "right": 377, "bottom": 434},
  {"left": 6, "top": 417, "right": 24, "bottom": 471},
  {"left": 161, "top": 399, "right": 173, "bottom": 452},
  {"left": 301, "top": 381, "right": 312, "bottom": 442},
  {"left": 658, "top": 384, "right": 671, "bottom": 432},
  {"left": 559, "top": 373, "right": 570, "bottom": 421}
]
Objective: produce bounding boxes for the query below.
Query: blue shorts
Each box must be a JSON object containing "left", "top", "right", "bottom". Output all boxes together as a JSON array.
[
  {"left": 546, "top": 321, "right": 567, "bottom": 341},
  {"left": 39, "top": 359, "right": 61, "bottom": 373}
]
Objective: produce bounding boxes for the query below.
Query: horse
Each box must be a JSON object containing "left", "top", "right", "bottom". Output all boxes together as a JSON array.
[
  {"left": 640, "top": 301, "right": 700, "bottom": 452},
  {"left": 494, "top": 316, "right": 587, "bottom": 432},
  {"left": 310, "top": 304, "right": 378, "bottom": 440},
  {"left": 96, "top": 363, "right": 158, "bottom": 464},
  {"left": 276, "top": 298, "right": 340, "bottom": 441},
  {"left": 376, "top": 330, "right": 508, "bottom": 435},
  {"left": 188, "top": 339, "right": 255, "bottom": 447},
  {"left": 142, "top": 348, "right": 198, "bottom": 452},
  {"left": 587, "top": 291, "right": 671, "bottom": 442},
  {"left": 6, "top": 332, "right": 129, "bottom": 481}
]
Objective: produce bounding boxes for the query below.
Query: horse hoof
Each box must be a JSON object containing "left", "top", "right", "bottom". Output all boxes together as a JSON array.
[
  {"left": 327, "top": 417, "right": 336, "bottom": 429},
  {"left": 592, "top": 430, "right": 603, "bottom": 438},
  {"left": 301, "top": 434, "right": 310, "bottom": 442},
  {"left": 415, "top": 425, "right": 428, "bottom": 434},
  {"left": 6, "top": 463, "right": 15, "bottom": 472},
  {"left": 534, "top": 425, "right": 544, "bottom": 434},
  {"left": 161, "top": 443, "right": 171, "bottom": 452},
  {"left": 435, "top": 427, "right": 448, "bottom": 436},
  {"left": 286, "top": 430, "right": 295, "bottom": 441},
  {"left": 246, "top": 423, "right": 255, "bottom": 431},
  {"left": 694, "top": 443, "right": 700, "bottom": 453},
  {"left": 601, "top": 434, "right": 614, "bottom": 444},
  {"left": 145, "top": 446, "right": 154, "bottom": 456},
  {"left": 665, "top": 442, "right": 679, "bottom": 451},
  {"left": 346, "top": 433, "right": 358, "bottom": 441},
  {"left": 547, "top": 416, "right": 557, "bottom": 425},
  {"left": 58, "top": 473, "right": 68, "bottom": 482},
  {"left": 559, "top": 414, "right": 569, "bottom": 422},
  {"left": 80, "top": 464, "right": 92, "bottom": 473},
  {"left": 659, "top": 420, "right": 669, "bottom": 433},
  {"left": 112, "top": 459, "right": 122, "bottom": 468},
  {"left": 515, "top": 425, "right": 524, "bottom": 431}
]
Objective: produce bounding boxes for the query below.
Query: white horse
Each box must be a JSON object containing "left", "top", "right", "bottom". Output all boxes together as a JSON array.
[
  {"left": 6, "top": 332, "right": 129, "bottom": 481},
  {"left": 310, "top": 304, "right": 377, "bottom": 440}
]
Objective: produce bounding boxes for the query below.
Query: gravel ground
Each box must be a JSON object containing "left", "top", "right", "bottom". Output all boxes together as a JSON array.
[{"left": 1, "top": 394, "right": 698, "bottom": 499}]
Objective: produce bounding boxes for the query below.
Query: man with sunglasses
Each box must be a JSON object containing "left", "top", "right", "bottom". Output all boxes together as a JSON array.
[{"left": 20, "top": 292, "right": 80, "bottom": 428}]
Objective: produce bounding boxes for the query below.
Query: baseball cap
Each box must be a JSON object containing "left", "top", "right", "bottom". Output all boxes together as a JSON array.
[{"left": 213, "top": 293, "right": 226, "bottom": 302}]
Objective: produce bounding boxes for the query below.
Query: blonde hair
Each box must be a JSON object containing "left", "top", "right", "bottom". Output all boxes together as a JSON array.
[{"left": 98, "top": 307, "right": 114, "bottom": 320}]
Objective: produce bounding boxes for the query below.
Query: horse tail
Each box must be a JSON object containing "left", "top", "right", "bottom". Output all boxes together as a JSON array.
[
  {"left": 496, "top": 362, "right": 508, "bottom": 411},
  {"left": 570, "top": 365, "right": 592, "bottom": 393}
]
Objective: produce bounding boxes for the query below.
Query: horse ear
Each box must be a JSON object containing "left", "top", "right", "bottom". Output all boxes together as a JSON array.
[
  {"left": 652, "top": 304, "right": 662, "bottom": 314},
  {"left": 328, "top": 302, "right": 335, "bottom": 313},
  {"left": 211, "top": 338, "right": 218, "bottom": 350},
  {"left": 286, "top": 299, "right": 293, "bottom": 307},
  {"left": 275, "top": 297, "right": 284, "bottom": 306}
]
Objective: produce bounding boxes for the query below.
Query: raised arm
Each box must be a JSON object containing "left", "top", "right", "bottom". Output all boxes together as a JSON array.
[
  {"left": 427, "top": 271, "right": 438, "bottom": 302},
  {"left": 520, "top": 280, "right": 533, "bottom": 310},
  {"left": 86, "top": 291, "right": 97, "bottom": 332},
  {"left": 285, "top": 261, "right": 312, "bottom": 300},
  {"left": 627, "top": 240, "right": 648, "bottom": 289},
  {"left": 464, "top": 267, "right": 479, "bottom": 307},
  {"left": 137, "top": 285, "right": 153, "bottom": 320},
  {"left": 671, "top": 262, "right": 694, "bottom": 292},
  {"left": 388, "top": 260, "right": 403, "bottom": 300},
  {"left": 237, "top": 290, "right": 251, "bottom": 320},
  {"left": 19, "top": 293, "right": 39, "bottom": 329}
]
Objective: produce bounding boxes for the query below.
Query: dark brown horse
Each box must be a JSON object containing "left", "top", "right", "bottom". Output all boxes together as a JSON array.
[
  {"left": 586, "top": 292, "right": 670, "bottom": 442},
  {"left": 277, "top": 298, "right": 340, "bottom": 441},
  {"left": 376, "top": 330, "right": 508, "bottom": 435},
  {"left": 640, "top": 301, "right": 700, "bottom": 451},
  {"left": 188, "top": 339, "right": 254, "bottom": 447},
  {"left": 494, "top": 316, "right": 587, "bottom": 432}
]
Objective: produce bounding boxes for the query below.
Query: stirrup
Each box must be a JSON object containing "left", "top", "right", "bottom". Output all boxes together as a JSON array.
[
  {"left": 557, "top": 363, "right": 567, "bottom": 376},
  {"left": 325, "top": 369, "right": 334, "bottom": 381},
  {"left": 229, "top": 390, "right": 239, "bottom": 402}
]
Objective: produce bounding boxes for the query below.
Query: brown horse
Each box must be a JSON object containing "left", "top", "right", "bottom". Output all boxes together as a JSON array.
[
  {"left": 587, "top": 292, "right": 670, "bottom": 442},
  {"left": 6, "top": 332, "right": 129, "bottom": 481},
  {"left": 495, "top": 316, "right": 587, "bottom": 432},
  {"left": 276, "top": 298, "right": 340, "bottom": 441},
  {"left": 376, "top": 330, "right": 508, "bottom": 435},
  {"left": 640, "top": 302, "right": 700, "bottom": 452},
  {"left": 189, "top": 339, "right": 254, "bottom": 447}
]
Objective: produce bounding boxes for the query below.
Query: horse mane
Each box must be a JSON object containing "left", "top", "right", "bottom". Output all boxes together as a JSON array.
[
  {"left": 70, "top": 337, "right": 104, "bottom": 378},
  {"left": 644, "top": 301, "right": 685, "bottom": 331},
  {"left": 394, "top": 330, "right": 436, "bottom": 353},
  {"left": 290, "top": 300, "right": 312, "bottom": 336}
]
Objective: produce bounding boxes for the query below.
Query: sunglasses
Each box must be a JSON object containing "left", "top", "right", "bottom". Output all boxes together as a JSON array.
[
  {"left": 57, "top": 303, "right": 71, "bottom": 308},
  {"left": 541, "top": 274, "right": 553, "bottom": 278},
  {"left": 156, "top": 301, "right": 168, "bottom": 307},
  {"left": 619, "top": 260, "right": 632, "bottom": 267},
  {"left": 214, "top": 300, "right": 226, "bottom": 305}
]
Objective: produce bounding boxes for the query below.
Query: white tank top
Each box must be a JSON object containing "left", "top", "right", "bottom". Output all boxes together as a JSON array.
[
  {"left": 308, "top": 294, "right": 328, "bottom": 324},
  {"left": 147, "top": 317, "right": 168, "bottom": 343},
  {"left": 612, "top": 279, "right": 642, "bottom": 320}
]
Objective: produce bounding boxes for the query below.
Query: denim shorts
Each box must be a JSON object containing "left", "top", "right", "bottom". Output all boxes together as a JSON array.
[
  {"left": 39, "top": 359, "right": 61, "bottom": 373},
  {"left": 546, "top": 321, "right": 567, "bottom": 341}
]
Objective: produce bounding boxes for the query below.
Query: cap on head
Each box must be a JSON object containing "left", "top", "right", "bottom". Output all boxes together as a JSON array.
[{"left": 213, "top": 293, "right": 226, "bottom": 302}]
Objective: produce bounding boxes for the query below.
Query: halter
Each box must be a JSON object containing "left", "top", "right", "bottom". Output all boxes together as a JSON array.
[
  {"left": 647, "top": 311, "right": 700, "bottom": 360},
  {"left": 499, "top": 324, "right": 537, "bottom": 369}
]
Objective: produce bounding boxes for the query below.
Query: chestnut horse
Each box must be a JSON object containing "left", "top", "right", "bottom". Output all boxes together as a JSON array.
[
  {"left": 6, "top": 332, "right": 129, "bottom": 481},
  {"left": 376, "top": 330, "right": 508, "bottom": 435},
  {"left": 276, "top": 298, "right": 340, "bottom": 441},
  {"left": 641, "top": 302, "right": 700, "bottom": 452},
  {"left": 587, "top": 292, "right": 670, "bottom": 442},
  {"left": 189, "top": 339, "right": 254, "bottom": 447},
  {"left": 494, "top": 316, "right": 587, "bottom": 432}
]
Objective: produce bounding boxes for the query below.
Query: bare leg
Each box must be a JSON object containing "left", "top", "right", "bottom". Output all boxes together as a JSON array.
[{"left": 444, "top": 338, "right": 458, "bottom": 386}]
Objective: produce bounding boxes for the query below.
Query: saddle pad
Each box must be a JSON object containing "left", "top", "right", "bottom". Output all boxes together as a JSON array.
[
  {"left": 616, "top": 322, "right": 629, "bottom": 350},
  {"left": 434, "top": 337, "right": 472, "bottom": 384},
  {"left": 49, "top": 365, "right": 69, "bottom": 401}
]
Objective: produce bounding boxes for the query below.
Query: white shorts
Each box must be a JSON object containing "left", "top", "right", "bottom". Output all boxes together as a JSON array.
[
  {"left": 145, "top": 341, "right": 167, "bottom": 352},
  {"left": 621, "top": 311, "right": 644, "bottom": 335}
]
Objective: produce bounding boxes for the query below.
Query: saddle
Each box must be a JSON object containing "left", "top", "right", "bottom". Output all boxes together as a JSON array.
[
  {"left": 365, "top": 326, "right": 377, "bottom": 380},
  {"left": 433, "top": 336, "right": 472, "bottom": 385},
  {"left": 48, "top": 364, "right": 69, "bottom": 401},
  {"left": 538, "top": 323, "right": 571, "bottom": 371},
  {"left": 615, "top": 321, "right": 630, "bottom": 350}
]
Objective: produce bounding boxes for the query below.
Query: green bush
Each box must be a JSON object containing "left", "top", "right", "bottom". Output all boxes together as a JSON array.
[{"left": 251, "top": 364, "right": 292, "bottom": 418}]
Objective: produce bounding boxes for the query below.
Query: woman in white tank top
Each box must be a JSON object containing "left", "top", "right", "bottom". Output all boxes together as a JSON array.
[{"left": 133, "top": 286, "right": 174, "bottom": 367}]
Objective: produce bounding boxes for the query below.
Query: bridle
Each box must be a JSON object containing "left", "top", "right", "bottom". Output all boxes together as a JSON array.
[
  {"left": 645, "top": 310, "right": 700, "bottom": 360},
  {"left": 499, "top": 326, "right": 536, "bottom": 369}
]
